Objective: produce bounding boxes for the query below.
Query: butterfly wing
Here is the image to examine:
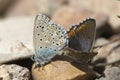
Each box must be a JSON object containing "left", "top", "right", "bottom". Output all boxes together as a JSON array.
[
  {"left": 33, "top": 14, "right": 68, "bottom": 65},
  {"left": 68, "top": 18, "right": 96, "bottom": 52}
]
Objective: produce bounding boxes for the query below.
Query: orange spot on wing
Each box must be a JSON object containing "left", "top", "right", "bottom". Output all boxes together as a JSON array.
[
  {"left": 68, "top": 28, "right": 74, "bottom": 39},
  {"left": 76, "top": 25, "right": 84, "bottom": 32}
]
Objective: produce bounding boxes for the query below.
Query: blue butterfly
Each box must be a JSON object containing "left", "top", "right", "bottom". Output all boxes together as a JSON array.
[{"left": 31, "top": 14, "right": 68, "bottom": 66}]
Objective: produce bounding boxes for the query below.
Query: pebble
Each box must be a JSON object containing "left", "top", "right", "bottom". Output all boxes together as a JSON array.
[{"left": 0, "top": 64, "right": 30, "bottom": 80}]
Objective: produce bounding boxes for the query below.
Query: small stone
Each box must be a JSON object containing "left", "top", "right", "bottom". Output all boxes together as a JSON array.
[
  {"left": 0, "top": 17, "right": 34, "bottom": 63},
  {"left": 32, "top": 60, "right": 97, "bottom": 80},
  {"left": 96, "top": 67, "right": 120, "bottom": 80},
  {"left": 109, "top": 34, "right": 120, "bottom": 41},
  {"left": 0, "top": 64, "right": 30, "bottom": 80},
  {"left": 93, "top": 38, "right": 110, "bottom": 53},
  {"left": 0, "top": 40, "right": 33, "bottom": 64},
  {"left": 107, "top": 43, "right": 120, "bottom": 64},
  {"left": 94, "top": 38, "right": 110, "bottom": 47},
  {"left": 0, "top": 16, "right": 34, "bottom": 49},
  {"left": 93, "top": 38, "right": 120, "bottom": 65}
]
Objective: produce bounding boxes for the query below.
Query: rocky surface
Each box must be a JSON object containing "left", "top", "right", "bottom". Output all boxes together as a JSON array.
[
  {"left": 0, "top": 64, "right": 30, "bottom": 80},
  {"left": 0, "top": 0, "right": 119, "bottom": 80},
  {"left": 0, "top": 17, "right": 34, "bottom": 64},
  {"left": 93, "top": 37, "right": 120, "bottom": 65}
]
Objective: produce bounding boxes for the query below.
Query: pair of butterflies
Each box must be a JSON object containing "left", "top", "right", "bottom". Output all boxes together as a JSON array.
[{"left": 31, "top": 14, "right": 96, "bottom": 66}]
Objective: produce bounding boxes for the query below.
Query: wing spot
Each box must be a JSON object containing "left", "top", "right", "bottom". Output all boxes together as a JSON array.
[
  {"left": 62, "top": 31, "right": 65, "bottom": 34},
  {"left": 40, "top": 47, "right": 42, "bottom": 48},
  {"left": 42, "top": 26, "right": 44, "bottom": 29},
  {"left": 40, "top": 39, "right": 42, "bottom": 41},
  {"left": 56, "top": 43, "right": 59, "bottom": 45}
]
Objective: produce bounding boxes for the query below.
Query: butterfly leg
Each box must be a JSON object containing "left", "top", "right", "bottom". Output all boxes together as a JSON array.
[
  {"left": 35, "top": 62, "right": 46, "bottom": 71},
  {"left": 31, "top": 55, "right": 35, "bottom": 61},
  {"left": 31, "top": 55, "right": 41, "bottom": 70}
]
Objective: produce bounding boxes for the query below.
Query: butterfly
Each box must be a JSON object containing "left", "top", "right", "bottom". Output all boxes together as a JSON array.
[
  {"left": 31, "top": 13, "right": 96, "bottom": 66},
  {"left": 31, "top": 14, "right": 68, "bottom": 66},
  {"left": 62, "top": 18, "right": 97, "bottom": 63}
]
